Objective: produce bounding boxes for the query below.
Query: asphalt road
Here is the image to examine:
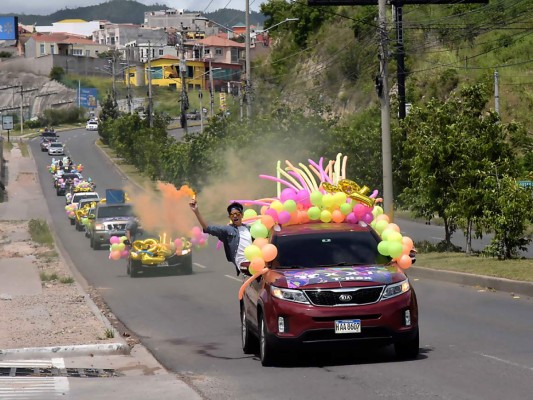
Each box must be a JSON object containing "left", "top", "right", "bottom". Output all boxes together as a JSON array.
[{"left": 30, "top": 128, "right": 533, "bottom": 400}]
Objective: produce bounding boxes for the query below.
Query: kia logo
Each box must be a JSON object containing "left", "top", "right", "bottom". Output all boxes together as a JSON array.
[{"left": 339, "top": 294, "right": 353, "bottom": 302}]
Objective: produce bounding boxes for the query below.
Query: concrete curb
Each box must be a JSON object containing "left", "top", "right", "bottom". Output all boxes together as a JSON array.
[
  {"left": 0, "top": 343, "right": 130, "bottom": 358},
  {"left": 407, "top": 266, "right": 533, "bottom": 298}
]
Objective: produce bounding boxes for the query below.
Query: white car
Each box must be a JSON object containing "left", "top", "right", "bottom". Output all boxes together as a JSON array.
[
  {"left": 86, "top": 120, "right": 98, "bottom": 131},
  {"left": 48, "top": 142, "right": 65, "bottom": 156}
]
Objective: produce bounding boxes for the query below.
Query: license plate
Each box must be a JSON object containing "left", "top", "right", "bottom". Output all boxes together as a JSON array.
[
  {"left": 335, "top": 319, "right": 361, "bottom": 334},
  {"left": 157, "top": 261, "right": 169, "bottom": 267}
]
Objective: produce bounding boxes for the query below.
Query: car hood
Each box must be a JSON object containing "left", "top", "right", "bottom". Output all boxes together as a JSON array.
[{"left": 268, "top": 265, "right": 406, "bottom": 289}]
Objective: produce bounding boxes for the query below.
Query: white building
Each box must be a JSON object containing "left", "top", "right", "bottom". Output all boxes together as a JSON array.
[{"left": 35, "top": 19, "right": 106, "bottom": 38}]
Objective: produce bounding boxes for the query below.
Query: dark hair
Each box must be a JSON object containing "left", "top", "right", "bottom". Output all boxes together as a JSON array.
[{"left": 227, "top": 202, "right": 244, "bottom": 215}]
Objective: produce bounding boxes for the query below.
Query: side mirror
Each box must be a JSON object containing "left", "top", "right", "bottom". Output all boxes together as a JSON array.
[{"left": 87, "top": 214, "right": 95, "bottom": 219}]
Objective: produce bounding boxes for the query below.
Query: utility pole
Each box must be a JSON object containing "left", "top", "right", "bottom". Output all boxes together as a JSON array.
[
  {"left": 209, "top": 59, "right": 215, "bottom": 118},
  {"left": 198, "top": 89, "right": 204, "bottom": 131},
  {"left": 394, "top": 2, "right": 406, "bottom": 120},
  {"left": 126, "top": 48, "right": 132, "bottom": 114},
  {"left": 377, "top": 0, "right": 394, "bottom": 219},
  {"left": 20, "top": 85, "right": 23, "bottom": 136},
  {"left": 494, "top": 70, "right": 500, "bottom": 115},
  {"left": 244, "top": 0, "right": 252, "bottom": 118},
  {"left": 147, "top": 40, "right": 153, "bottom": 128},
  {"left": 111, "top": 56, "right": 117, "bottom": 103},
  {"left": 179, "top": 40, "right": 189, "bottom": 134}
]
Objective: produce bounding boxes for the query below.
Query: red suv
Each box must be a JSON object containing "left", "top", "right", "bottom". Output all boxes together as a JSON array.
[{"left": 240, "top": 222, "right": 419, "bottom": 366}]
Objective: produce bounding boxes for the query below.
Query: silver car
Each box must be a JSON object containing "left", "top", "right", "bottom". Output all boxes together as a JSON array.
[{"left": 48, "top": 142, "right": 65, "bottom": 156}]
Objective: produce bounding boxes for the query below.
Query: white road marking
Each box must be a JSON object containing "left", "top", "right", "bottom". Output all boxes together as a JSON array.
[
  {"left": 225, "top": 274, "right": 242, "bottom": 282},
  {"left": 193, "top": 263, "right": 207, "bottom": 269},
  {"left": 479, "top": 353, "right": 533, "bottom": 371}
]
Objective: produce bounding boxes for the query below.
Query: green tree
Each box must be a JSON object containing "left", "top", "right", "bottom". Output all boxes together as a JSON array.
[
  {"left": 98, "top": 94, "right": 119, "bottom": 144},
  {"left": 49, "top": 66, "right": 65, "bottom": 82}
]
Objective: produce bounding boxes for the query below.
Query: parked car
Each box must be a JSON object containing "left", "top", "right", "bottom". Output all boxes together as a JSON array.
[
  {"left": 240, "top": 222, "right": 419, "bottom": 366},
  {"left": 186, "top": 110, "right": 201, "bottom": 120},
  {"left": 48, "top": 142, "right": 65, "bottom": 156},
  {"left": 86, "top": 120, "right": 98, "bottom": 131}
]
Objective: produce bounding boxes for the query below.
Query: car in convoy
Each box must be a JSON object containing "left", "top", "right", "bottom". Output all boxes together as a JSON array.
[
  {"left": 126, "top": 229, "right": 192, "bottom": 278},
  {"left": 86, "top": 120, "right": 98, "bottom": 131},
  {"left": 75, "top": 198, "right": 98, "bottom": 232},
  {"left": 48, "top": 142, "right": 65, "bottom": 156},
  {"left": 66, "top": 191, "right": 100, "bottom": 225},
  {"left": 240, "top": 222, "right": 419, "bottom": 366},
  {"left": 55, "top": 172, "right": 83, "bottom": 196},
  {"left": 40, "top": 137, "right": 58, "bottom": 152},
  {"left": 86, "top": 193, "right": 134, "bottom": 250}
]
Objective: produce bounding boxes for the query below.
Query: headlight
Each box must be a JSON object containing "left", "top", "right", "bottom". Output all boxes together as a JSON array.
[
  {"left": 270, "top": 286, "right": 310, "bottom": 304},
  {"left": 94, "top": 223, "right": 104, "bottom": 230},
  {"left": 381, "top": 279, "right": 410, "bottom": 300},
  {"left": 181, "top": 248, "right": 191, "bottom": 255}
]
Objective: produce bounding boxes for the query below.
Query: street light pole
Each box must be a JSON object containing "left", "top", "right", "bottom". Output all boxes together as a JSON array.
[
  {"left": 245, "top": 0, "right": 252, "bottom": 118},
  {"left": 378, "top": 0, "right": 393, "bottom": 220},
  {"left": 147, "top": 40, "right": 153, "bottom": 128},
  {"left": 209, "top": 59, "right": 215, "bottom": 118}
]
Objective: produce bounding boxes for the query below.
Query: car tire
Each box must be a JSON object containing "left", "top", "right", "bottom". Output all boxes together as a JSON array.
[
  {"left": 241, "top": 306, "right": 257, "bottom": 355},
  {"left": 259, "top": 314, "right": 278, "bottom": 366},
  {"left": 90, "top": 236, "right": 100, "bottom": 250},
  {"left": 128, "top": 259, "right": 141, "bottom": 278},
  {"left": 75, "top": 221, "right": 83, "bottom": 231},
  {"left": 69, "top": 218, "right": 75, "bottom": 226},
  {"left": 394, "top": 328, "right": 419, "bottom": 360}
]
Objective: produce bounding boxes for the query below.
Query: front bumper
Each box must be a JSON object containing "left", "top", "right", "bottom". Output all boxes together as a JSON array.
[{"left": 262, "top": 289, "right": 418, "bottom": 347}]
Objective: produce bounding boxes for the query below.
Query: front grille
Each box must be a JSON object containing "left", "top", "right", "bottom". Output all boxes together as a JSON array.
[
  {"left": 304, "top": 286, "right": 383, "bottom": 306},
  {"left": 301, "top": 327, "right": 391, "bottom": 343},
  {"left": 105, "top": 223, "right": 126, "bottom": 231}
]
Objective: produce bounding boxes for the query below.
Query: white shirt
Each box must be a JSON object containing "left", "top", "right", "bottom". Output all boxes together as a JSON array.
[{"left": 235, "top": 225, "right": 252, "bottom": 267}]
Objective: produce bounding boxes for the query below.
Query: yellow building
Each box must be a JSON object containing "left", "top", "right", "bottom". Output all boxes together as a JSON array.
[{"left": 126, "top": 56, "right": 210, "bottom": 91}]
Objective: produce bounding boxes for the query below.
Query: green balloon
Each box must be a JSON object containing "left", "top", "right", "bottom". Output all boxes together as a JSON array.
[
  {"left": 307, "top": 206, "right": 321, "bottom": 220},
  {"left": 378, "top": 240, "right": 390, "bottom": 256},
  {"left": 340, "top": 203, "right": 352, "bottom": 215},
  {"left": 283, "top": 199, "right": 297, "bottom": 213},
  {"left": 244, "top": 245, "right": 262, "bottom": 261},
  {"left": 388, "top": 241, "right": 403, "bottom": 258},
  {"left": 376, "top": 220, "right": 389, "bottom": 234},
  {"left": 310, "top": 191, "right": 323, "bottom": 206},
  {"left": 243, "top": 209, "right": 257, "bottom": 219},
  {"left": 250, "top": 222, "right": 268, "bottom": 239}
]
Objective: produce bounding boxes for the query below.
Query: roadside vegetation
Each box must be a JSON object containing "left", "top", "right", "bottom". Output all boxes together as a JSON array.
[{"left": 28, "top": 219, "right": 54, "bottom": 248}]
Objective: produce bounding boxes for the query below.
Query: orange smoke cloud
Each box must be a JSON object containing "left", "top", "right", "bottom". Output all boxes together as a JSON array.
[{"left": 126, "top": 182, "right": 197, "bottom": 239}]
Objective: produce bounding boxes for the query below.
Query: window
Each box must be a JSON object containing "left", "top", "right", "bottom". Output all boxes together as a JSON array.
[
  {"left": 40, "top": 44, "right": 45, "bottom": 55},
  {"left": 159, "top": 49, "right": 164, "bottom": 56},
  {"left": 215, "top": 48, "right": 222, "bottom": 56},
  {"left": 73, "top": 49, "right": 83, "bottom": 56},
  {"left": 50, "top": 45, "right": 55, "bottom": 54}
]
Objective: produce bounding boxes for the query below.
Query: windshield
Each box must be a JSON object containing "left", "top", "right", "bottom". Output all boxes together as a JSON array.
[
  {"left": 74, "top": 194, "right": 99, "bottom": 202},
  {"left": 272, "top": 230, "right": 388, "bottom": 268},
  {"left": 97, "top": 205, "right": 133, "bottom": 218},
  {"left": 49, "top": 143, "right": 63, "bottom": 148}
]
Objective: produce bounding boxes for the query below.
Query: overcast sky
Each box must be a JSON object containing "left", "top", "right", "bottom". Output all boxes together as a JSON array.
[{"left": 2, "top": 0, "right": 263, "bottom": 16}]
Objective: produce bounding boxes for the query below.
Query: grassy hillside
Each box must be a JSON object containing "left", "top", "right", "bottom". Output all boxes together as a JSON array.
[
  {"left": 4, "top": 0, "right": 265, "bottom": 27},
  {"left": 254, "top": 0, "right": 533, "bottom": 130}
]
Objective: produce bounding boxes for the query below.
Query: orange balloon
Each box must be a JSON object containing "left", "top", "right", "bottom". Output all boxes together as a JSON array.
[
  {"left": 261, "top": 214, "right": 275, "bottom": 230},
  {"left": 387, "top": 223, "right": 400, "bottom": 232},
  {"left": 297, "top": 210, "right": 310, "bottom": 224},
  {"left": 261, "top": 244, "right": 278, "bottom": 262},
  {"left": 397, "top": 254, "right": 412, "bottom": 269},
  {"left": 331, "top": 210, "right": 345, "bottom": 223},
  {"left": 402, "top": 236, "right": 414, "bottom": 251},
  {"left": 260, "top": 205, "right": 269, "bottom": 215},
  {"left": 254, "top": 238, "right": 269, "bottom": 248},
  {"left": 288, "top": 211, "right": 299, "bottom": 225},
  {"left": 250, "top": 257, "right": 266, "bottom": 274},
  {"left": 376, "top": 214, "right": 390, "bottom": 223}
]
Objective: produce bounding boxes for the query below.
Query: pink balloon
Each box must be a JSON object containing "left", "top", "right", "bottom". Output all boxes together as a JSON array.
[
  {"left": 265, "top": 208, "right": 279, "bottom": 222},
  {"left": 353, "top": 203, "right": 366, "bottom": 218},
  {"left": 280, "top": 188, "right": 297, "bottom": 203},
  {"left": 278, "top": 210, "right": 291, "bottom": 224},
  {"left": 346, "top": 212, "right": 357, "bottom": 224},
  {"left": 110, "top": 235, "right": 120, "bottom": 244},
  {"left": 296, "top": 189, "right": 311, "bottom": 208},
  {"left": 121, "top": 249, "right": 130, "bottom": 259},
  {"left": 362, "top": 212, "right": 374, "bottom": 224}
]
